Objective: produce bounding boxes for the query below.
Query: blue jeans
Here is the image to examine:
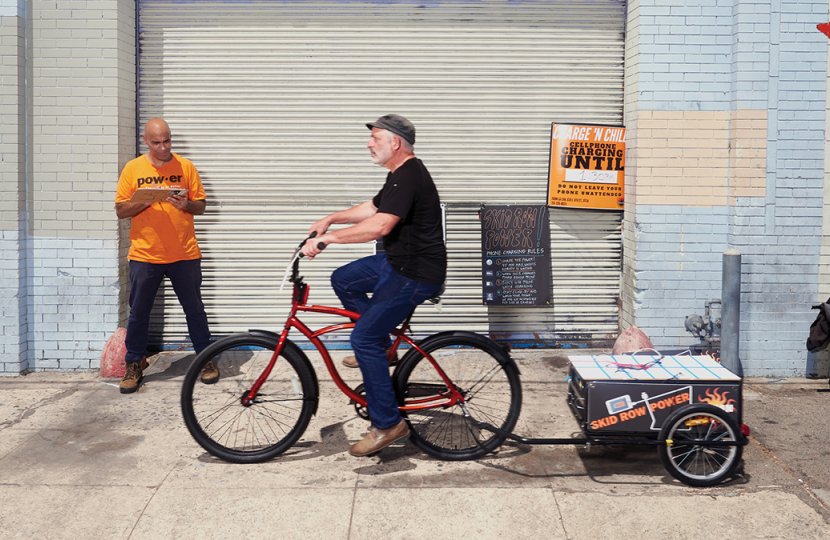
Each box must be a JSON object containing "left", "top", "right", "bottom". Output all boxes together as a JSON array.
[
  {"left": 332, "top": 253, "right": 442, "bottom": 429},
  {"left": 125, "top": 259, "right": 212, "bottom": 363}
]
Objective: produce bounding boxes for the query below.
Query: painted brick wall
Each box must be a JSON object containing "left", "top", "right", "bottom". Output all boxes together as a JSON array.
[
  {"left": 34, "top": 0, "right": 135, "bottom": 372},
  {"left": 0, "top": 0, "right": 135, "bottom": 373},
  {"left": 0, "top": 1, "right": 29, "bottom": 374},
  {"left": 624, "top": 0, "right": 827, "bottom": 376}
]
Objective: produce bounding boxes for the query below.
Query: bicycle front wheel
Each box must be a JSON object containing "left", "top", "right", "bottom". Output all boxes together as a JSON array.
[
  {"left": 394, "top": 332, "right": 522, "bottom": 460},
  {"left": 180, "top": 334, "right": 317, "bottom": 463}
]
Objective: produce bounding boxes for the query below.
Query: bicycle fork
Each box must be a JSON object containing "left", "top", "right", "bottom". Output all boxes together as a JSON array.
[{"left": 240, "top": 329, "right": 291, "bottom": 407}]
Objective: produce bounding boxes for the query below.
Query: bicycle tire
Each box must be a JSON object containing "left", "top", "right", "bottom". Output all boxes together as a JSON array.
[
  {"left": 394, "top": 331, "right": 522, "bottom": 460},
  {"left": 657, "top": 404, "right": 743, "bottom": 487},
  {"left": 180, "top": 333, "right": 317, "bottom": 463}
]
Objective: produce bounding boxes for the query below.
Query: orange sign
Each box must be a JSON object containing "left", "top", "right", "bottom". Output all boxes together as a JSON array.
[{"left": 547, "top": 123, "right": 625, "bottom": 210}]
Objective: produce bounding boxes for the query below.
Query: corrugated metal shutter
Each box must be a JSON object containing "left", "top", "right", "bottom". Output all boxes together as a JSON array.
[{"left": 137, "top": 0, "right": 625, "bottom": 349}]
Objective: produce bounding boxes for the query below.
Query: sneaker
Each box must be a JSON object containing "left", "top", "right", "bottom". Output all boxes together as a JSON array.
[
  {"left": 119, "top": 360, "right": 146, "bottom": 394},
  {"left": 348, "top": 419, "right": 410, "bottom": 457},
  {"left": 200, "top": 360, "right": 220, "bottom": 384},
  {"left": 342, "top": 347, "right": 399, "bottom": 369}
]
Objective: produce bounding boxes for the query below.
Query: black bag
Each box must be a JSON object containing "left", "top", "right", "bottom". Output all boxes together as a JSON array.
[{"left": 806, "top": 300, "right": 830, "bottom": 352}]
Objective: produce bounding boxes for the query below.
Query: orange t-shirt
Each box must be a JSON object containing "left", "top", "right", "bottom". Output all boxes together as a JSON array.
[{"left": 116, "top": 153, "right": 206, "bottom": 264}]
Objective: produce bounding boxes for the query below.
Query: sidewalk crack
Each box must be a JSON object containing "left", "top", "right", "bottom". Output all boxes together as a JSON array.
[{"left": 0, "top": 387, "right": 79, "bottom": 431}]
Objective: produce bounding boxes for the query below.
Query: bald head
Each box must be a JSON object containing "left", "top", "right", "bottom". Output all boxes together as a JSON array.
[
  {"left": 143, "top": 117, "right": 173, "bottom": 166},
  {"left": 144, "top": 117, "right": 170, "bottom": 139}
]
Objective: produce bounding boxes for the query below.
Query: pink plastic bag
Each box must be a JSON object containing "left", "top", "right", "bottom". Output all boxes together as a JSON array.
[
  {"left": 612, "top": 325, "right": 654, "bottom": 355},
  {"left": 100, "top": 327, "right": 128, "bottom": 378}
]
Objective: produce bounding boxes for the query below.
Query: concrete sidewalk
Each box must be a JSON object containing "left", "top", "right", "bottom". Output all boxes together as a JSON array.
[{"left": 1, "top": 349, "right": 829, "bottom": 539}]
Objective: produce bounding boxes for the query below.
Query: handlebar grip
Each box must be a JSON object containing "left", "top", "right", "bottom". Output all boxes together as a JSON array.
[{"left": 298, "top": 231, "right": 318, "bottom": 251}]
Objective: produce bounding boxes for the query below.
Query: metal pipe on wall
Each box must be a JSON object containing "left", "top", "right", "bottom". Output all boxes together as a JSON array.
[{"left": 721, "top": 249, "right": 742, "bottom": 376}]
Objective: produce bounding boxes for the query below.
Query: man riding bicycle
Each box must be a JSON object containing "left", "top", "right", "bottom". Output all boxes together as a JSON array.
[{"left": 302, "top": 114, "right": 446, "bottom": 457}]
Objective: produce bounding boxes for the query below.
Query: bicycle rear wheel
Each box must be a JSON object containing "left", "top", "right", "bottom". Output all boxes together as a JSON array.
[
  {"left": 394, "top": 332, "right": 522, "bottom": 460},
  {"left": 180, "top": 333, "right": 317, "bottom": 463}
]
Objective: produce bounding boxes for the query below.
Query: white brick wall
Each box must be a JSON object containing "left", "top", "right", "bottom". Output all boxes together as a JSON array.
[{"left": 1, "top": 0, "right": 135, "bottom": 373}]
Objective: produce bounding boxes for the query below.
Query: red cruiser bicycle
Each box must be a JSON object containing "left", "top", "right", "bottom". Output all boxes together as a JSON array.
[{"left": 180, "top": 236, "right": 523, "bottom": 463}]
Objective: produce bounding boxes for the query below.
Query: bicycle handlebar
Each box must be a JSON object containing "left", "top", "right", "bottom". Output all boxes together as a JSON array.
[
  {"left": 281, "top": 233, "right": 326, "bottom": 290},
  {"left": 298, "top": 231, "right": 326, "bottom": 257}
]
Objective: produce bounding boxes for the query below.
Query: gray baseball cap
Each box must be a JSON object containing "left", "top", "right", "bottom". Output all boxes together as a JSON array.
[{"left": 366, "top": 114, "right": 416, "bottom": 145}]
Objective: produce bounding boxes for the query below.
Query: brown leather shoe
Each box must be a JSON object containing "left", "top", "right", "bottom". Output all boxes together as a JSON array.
[
  {"left": 119, "top": 360, "right": 146, "bottom": 394},
  {"left": 342, "top": 347, "right": 399, "bottom": 369},
  {"left": 348, "top": 419, "right": 410, "bottom": 457},
  {"left": 200, "top": 360, "right": 220, "bottom": 384}
]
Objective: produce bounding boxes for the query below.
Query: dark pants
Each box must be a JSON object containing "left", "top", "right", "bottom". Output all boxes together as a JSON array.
[
  {"left": 331, "top": 254, "right": 442, "bottom": 429},
  {"left": 125, "top": 259, "right": 212, "bottom": 363}
]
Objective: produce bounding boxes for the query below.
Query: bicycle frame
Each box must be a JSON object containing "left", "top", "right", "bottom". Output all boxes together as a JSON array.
[{"left": 242, "top": 255, "right": 462, "bottom": 412}]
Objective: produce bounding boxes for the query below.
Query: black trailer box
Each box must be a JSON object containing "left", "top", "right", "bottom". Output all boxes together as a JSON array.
[{"left": 567, "top": 353, "right": 742, "bottom": 437}]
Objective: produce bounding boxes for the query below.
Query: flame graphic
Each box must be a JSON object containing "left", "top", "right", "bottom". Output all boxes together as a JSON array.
[{"left": 698, "top": 387, "right": 736, "bottom": 407}]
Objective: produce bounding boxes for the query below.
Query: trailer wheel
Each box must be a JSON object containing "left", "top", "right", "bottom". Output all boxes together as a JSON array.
[{"left": 658, "top": 404, "right": 743, "bottom": 487}]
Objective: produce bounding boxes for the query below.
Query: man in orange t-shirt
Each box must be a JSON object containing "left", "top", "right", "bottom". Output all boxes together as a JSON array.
[{"left": 115, "top": 117, "right": 216, "bottom": 394}]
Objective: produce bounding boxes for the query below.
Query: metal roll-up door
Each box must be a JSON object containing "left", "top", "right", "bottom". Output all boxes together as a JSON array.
[{"left": 137, "top": 0, "right": 625, "bottom": 349}]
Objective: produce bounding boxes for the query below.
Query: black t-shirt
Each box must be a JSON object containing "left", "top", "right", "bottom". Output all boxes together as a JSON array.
[{"left": 372, "top": 158, "right": 447, "bottom": 284}]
